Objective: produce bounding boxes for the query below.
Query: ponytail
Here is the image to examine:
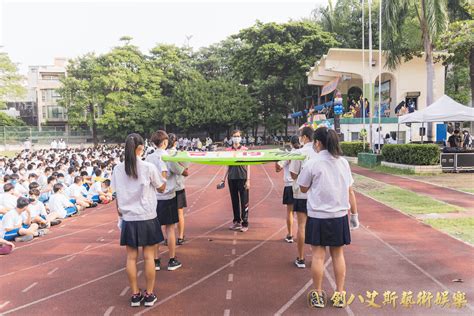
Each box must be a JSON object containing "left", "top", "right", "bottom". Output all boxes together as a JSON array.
[
  {"left": 313, "top": 127, "right": 342, "bottom": 158},
  {"left": 124, "top": 133, "right": 144, "bottom": 179}
]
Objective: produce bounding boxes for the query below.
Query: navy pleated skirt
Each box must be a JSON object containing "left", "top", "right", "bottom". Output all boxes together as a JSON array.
[
  {"left": 120, "top": 217, "right": 164, "bottom": 248},
  {"left": 305, "top": 215, "right": 351, "bottom": 247}
]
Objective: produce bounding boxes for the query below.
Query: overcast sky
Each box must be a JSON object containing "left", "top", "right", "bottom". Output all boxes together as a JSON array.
[{"left": 1, "top": 0, "right": 326, "bottom": 74}]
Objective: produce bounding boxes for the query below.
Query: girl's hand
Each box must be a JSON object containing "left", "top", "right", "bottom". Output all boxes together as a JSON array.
[
  {"left": 245, "top": 180, "right": 250, "bottom": 190},
  {"left": 350, "top": 213, "right": 359, "bottom": 230}
]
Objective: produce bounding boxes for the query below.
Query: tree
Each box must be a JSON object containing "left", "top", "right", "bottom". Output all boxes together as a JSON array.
[
  {"left": 230, "top": 21, "right": 339, "bottom": 136},
  {"left": 384, "top": 0, "right": 449, "bottom": 140},
  {"left": 439, "top": 3, "right": 473, "bottom": 105},
  {"left": 0, "top": 112, "right": 25, "bottom": 126},
  {"left": 59, "top": 53, "right": 103, "bottom": 145},
  {"left": 0, "top": 52, "right": 25, "bottom": 109}
]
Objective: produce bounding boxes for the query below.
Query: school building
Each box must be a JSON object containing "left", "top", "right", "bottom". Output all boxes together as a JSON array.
[{"left": 306, "top": 48, "right": 446, "bottom": 143}]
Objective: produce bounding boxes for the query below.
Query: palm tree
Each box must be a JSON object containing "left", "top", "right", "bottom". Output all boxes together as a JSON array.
[{"left": 383, "top": 0, "right": 448, "bottom": 140}]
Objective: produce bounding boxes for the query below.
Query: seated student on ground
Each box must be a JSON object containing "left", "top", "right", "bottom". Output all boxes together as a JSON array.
[
  {"left": 0, "top": 197, "right": 43, "bottom": 242},
  {"left": 27, "top": 188, "right": 61, "bottom": 228},
  {"left": 0, "top": 183, "right": 18, "bottom": 219},
  {"left": 92, "top": 168, "right": 106, "bottom": 183},
  {"left": 68, "top": 176, "right": 96, "bottom": 208},
  {"left": 48, "top": 183, "right": 80, "bottom": 218},
  {"left": 39, "top": 175, "right": 57, "bottom": 203},
  {"left": 79, "top": 170, "right": 93, "bottom": 191},
  {"left": 10, "top": 173, "right": 28, "bottom": 196},
  {"left": 87, "top": 179, "right": 113, "bottom": 204}
]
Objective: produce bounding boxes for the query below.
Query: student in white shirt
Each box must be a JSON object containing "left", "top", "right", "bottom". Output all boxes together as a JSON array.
[
  {"left": 68, "top": 176, "right": 95, "bottom": 208},
  {"left": 275, "top": 136, "right": 300, "bottom": 244},
  {"left": 48, "top": 184, "right": 79, "bottom": 218},
  {"left": 167, "top": 133, "right": 189, "bottom": 245},
  {"left": 146, "top": 130, "right": 185, "bottom": 271},
  {"left": 0, "top": 183, "right": 18, "bottom": 217},
  {"left": 28, "top": 189, "right": 61, "bottom": 227},
  {"left": 1, "top": 197, "right": 41, "bottom": 242},
  {"left": 298, "top": 126, "right": 360, "bottom": 309},
  {"left": 111, "top": 133, "right": 166, "bottom": 307},
  {"left": 288, "top": 127, "right": 317, "bottom": 269}
]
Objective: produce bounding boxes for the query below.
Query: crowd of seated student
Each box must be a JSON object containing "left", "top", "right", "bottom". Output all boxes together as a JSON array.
[{"left": 0, "top": 146, "right": 121, "bottom": 254}]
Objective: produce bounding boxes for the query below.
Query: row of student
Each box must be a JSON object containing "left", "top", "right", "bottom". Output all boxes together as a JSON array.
[
  {"left": 275, "top": 126, "right": 360, "bottom": 309},
  {"left": 113, "top": 131, "right": 191, "bottom": 307}
]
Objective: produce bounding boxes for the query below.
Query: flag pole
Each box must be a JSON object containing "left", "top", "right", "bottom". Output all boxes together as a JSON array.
[{"left": 368, "top": 0, "right": 373, "bottom": 153}]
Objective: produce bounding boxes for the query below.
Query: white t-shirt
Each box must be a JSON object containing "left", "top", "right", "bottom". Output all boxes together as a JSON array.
[
  {"left": 0, "top": 209, "right": 23, "bottom": 237},
  {"left": 0, "top": 193, "right": 17, "bottom": 211},
  {"left": 48, "top": 193, "right": 74, "bottom": 219},
  {"left": 277, "top": 158, "right": 293, "bottom": 187},
  {"left": 68, "top": 183, "right": 87, "bottom": 199},
  {"left": 25, "top": 201, "right": 47, "bottom": 220},
  {"left": 289, "top": 142, "right": 318, "bottom": 199},
  {"left": 87, "top": 182, "right": 102, "bottom": 198},
  {"left": 146, "top": 149, "right": 183, "bottom": 200},
  {"left": 297, "top": 150, "right": 353, "bottom": 219}
]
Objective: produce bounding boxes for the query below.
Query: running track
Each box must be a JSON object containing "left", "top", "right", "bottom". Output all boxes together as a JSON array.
[{"left": 0, "top": 164, "right": 472, "bottom": 315}]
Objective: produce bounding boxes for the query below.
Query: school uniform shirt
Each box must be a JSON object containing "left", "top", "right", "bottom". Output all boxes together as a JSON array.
[
  {"left": 111, "top": 159, "right": 164, "bottom": 222},
  {"left": 277, "top": 149, "right": 296, "bottom": 187},
  {"left": 289, "top": 142, "right": 318, "bottom": 199},
  {"left": 87, "top": 182, "right": 103, "bottom": 199},
  {"left": 64, "top": 174, "right": 74, "bottom": 187},
  {"left": 48, "top": 193, "right": 74, "bottom": 219},
  {"left": 226, "top": 146, "right": 248, "bottom": 180},
  {"left": 68, "top": 183, "right": 88, "bottom": 199},
  {"left": 297, "top": 150, "right": 354, "bottom": 219},
  {"left": 24, "top": 201, "right": 47, "bottom": 220},
  {"left": 0, "top": 193, "right": 17, "bottom": 211},
  {"left": 0, "top": 209, "right": 23, "bottom": 237},
  {"left": 146, "top": 149, "right": 184, "bottom": 200},
  {"left": 168, "top": 149, "right": 188, "bottom": 191},
  {"left": 15, "top": 183, "right": 28, "bottom": 196}
]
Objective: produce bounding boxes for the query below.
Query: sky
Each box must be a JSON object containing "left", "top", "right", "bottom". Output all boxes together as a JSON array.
[{"left": 1, "top": 0, "right": 326, "bottom": 74}]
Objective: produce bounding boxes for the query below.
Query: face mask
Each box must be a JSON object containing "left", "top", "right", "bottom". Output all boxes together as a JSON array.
[
  {"left": 232, "top": 137, "right": 242, "bottom": 144},
  {"left": 10, "top": 180, "right": 17, "bottom": 185}
]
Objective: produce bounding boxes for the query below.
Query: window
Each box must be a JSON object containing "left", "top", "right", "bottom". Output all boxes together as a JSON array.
[
  {"left": 41, "top": 73, "right": 63, "bottom": 81},
  {"left": 46, "top": 106, "right": 67, "bottom": 120},
  {"left": 41, "top": 89, "right": 61, "bottom": 103},
  {"left": 351, "top": 132, "right": 360, "bottom": 141}
]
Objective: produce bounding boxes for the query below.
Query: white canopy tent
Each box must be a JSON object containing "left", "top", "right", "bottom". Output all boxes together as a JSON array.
[{"left": 399, "top": 95, "right": 474, "bottom": 124}]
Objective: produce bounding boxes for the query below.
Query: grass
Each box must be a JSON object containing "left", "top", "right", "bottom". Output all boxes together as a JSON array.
[
  {"left": 372, "top": 165, "right": 415, "bottom": 175},
  {"left": 1, "top": 150, "right": 18, "bottom": 158},
  {"left": 459, "top": 188, "right": 474, "bottom": 194},
  {"left": 353, "top": 174, "right": 464, "bottom": 215},
  {"left": 368, "top": 187, "right": 464, "bottom": 214},
  {"left": 424, "top": 218, "right": 474, "bottom": 244}
]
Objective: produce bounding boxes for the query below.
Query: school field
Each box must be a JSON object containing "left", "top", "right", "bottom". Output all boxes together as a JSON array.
[{"left": 0, "top": 163, "right": 473, "bottom": 315}]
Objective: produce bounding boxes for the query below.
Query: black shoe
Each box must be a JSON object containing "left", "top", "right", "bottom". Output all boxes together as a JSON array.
[
  {"left": 143, "top": 292, "right": 157, "bottom": 307},
  {"left": 177, "top": 237, "right": 185, "bottom": 245},
  {"left": 50, "top": 219, "right": 62, "bottom": 226},
  {"left": 294, "top": 258, "right": 306, "bottom": 269},
  {"left": 130, "top": 291, "right": 144, "bottom": 307},
  {"left": 167, "top": 257, "right": 182, "bottom": 271},
  {"left": 154, "top": 258, "right": 160, "bottom": 271}
]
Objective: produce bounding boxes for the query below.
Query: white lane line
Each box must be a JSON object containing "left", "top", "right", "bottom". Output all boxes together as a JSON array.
[
  {"left": 47, "top": 267, "right": 59, "bottom": 276},
  {"left": 107, "top": 229, "right": 114, "bottom": 234},
  {"left": 232, "top": 239, "right": 236, "bottom": 245},
  {"left": 223, "top": 309, "right": 230, "bottom": 316},
  {"left": 324, "top": 262, "right": 355, "bottom": 316},
  {"left": 231, "top": 249, "right": 236, "bottom": 255},
  {"left": 226, "top": 290, "right": 232, "bottom": 300},
  {"left": 233, "top": 232, "right": 237, "bottom": 237},
  {"left": 357, "top": 191, "right": 474, "bottom": 311},
  {"left": 61, "top": 224, "right": 67, "bottom": 228},
  {"left": 0, "top": 301, "right": 10, "bottom": 309},
  {"left": 230, "top": 260, "right": 234, "bottom": 267},
  {"left": 104, "top": 306, "right": 115, "bottom": 316},
  {"left": 82, "top": 214, "right": 89, "bottom": 217},
  {"left": 274, "top": 259, "right": 331, "bottom": 316},
  {"left": 227, "top": 274, "right": 233, "bottom": 282},
  {"left": 22, "top": 282, "right": 38, "bottom": 293},
  {"left": 67, "top": 255, "right": 76, "bottom": 262},
  {"left": 1, "top": 220, "right": 234, "bottom": 315},
  {"left": 120, "top": 286, "right": 130, "bottom": 297},
  {"left": 135, "top": 225, "right": 286, "bottom": 316},
  {"left": 96, "top": 237, "right": 103, "bottom": 242},
  {"left": 70, "top": 219, "right": 77, "bottom": 223},
  {"left": 84, "top": 245, "right": 91, "bottom": 250},
  {"left": 137, "top": 270, "right": 143, "bottom": 277}
]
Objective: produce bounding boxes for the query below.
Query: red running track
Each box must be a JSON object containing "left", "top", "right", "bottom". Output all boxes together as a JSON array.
[{"left": 0, "top": 164, "right": 472, "bottom": 315}]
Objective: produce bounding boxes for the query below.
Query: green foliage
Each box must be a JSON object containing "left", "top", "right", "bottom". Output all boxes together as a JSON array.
[
  {"left": 0, "top": 112, "right": 25, "bottom": 126},
  {"left": 445, "top": 64, "right": 471, "bottom": 105},
  {"left": 0, "top": 52, "right": 26, "bottom": 109},
  {"left": 382, "top": 144, "right": 440, "bottom": 165},
  {"left": 340, "top": 142, "right": 369, "bottom": 157}
]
